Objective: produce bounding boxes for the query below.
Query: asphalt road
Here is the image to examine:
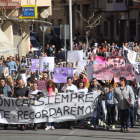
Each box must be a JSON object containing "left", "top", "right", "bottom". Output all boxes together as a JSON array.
[{"left": 0, "top": 123, "right": 140, "bottom": 140}]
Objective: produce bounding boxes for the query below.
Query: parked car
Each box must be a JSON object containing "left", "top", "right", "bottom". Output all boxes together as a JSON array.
[{"left": 30, "top": 36, "right": 40, "bottom": 56}]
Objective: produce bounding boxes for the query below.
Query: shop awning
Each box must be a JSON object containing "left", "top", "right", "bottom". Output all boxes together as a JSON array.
[{"left": 0, "top": 29, "right": 17, "bottom": 55}]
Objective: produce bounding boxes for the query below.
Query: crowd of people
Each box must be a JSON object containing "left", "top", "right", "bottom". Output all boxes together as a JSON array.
[{"left": 0, "top": 39, "right": 140, "bottom": 133}]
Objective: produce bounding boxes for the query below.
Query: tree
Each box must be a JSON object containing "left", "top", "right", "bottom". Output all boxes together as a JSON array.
[{"left": 76, "top": 10, "right": 102, "bottom": 50}]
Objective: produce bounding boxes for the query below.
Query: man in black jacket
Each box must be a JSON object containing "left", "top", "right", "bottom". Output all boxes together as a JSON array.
[
  {"left": 13, "top": 79, "right": 29, "bottom": 130},
  {"left": 88, "top": 78, "right": 104, "bottom": 129}
]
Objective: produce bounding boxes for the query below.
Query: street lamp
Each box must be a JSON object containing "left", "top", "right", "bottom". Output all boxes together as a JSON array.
[{"left": 69, "top": 0, "right": 73, "bottom": 50}]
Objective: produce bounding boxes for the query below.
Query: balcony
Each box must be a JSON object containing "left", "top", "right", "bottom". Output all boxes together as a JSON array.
[{"left": 0, "top": 0, "right": 21, "bottom": 9}]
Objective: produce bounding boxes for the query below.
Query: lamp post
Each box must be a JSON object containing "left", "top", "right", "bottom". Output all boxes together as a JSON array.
[{"left": 69, "top": 0, "right": 73, "bottom": 50}]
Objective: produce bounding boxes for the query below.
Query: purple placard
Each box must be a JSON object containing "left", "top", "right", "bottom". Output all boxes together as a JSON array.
[
  {"left": 53, "top": 67, "right": 73, "bottom": 83},
  {"left": 30, "top": 59, "right": 39, "bottom": 72},
  {"left": 35, "top": 80, "right": 47, "bottom": 90}
]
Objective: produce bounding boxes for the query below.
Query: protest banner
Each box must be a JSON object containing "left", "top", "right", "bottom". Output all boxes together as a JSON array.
[
  {"left": 26, "top": 58, "right": 32, "bottom": 68},
  {"left": 73, "top": 66, "right": 84, "bottom": 76},
  {"left": 94, "top": 64, "right": 105, "bottom": 72},
  {"left": 0, "top": 92, "right": 101, "bottom": 124},
  {"left": 135, "top": 73, "right": 140, "bottom": 82},
  {"left": 4, "top": 67, "right": 9, "bottom": 76},
  {"left": 35, "top": 80, "right": 47, "bottom": 90},
  {"left": 92, "top": 47, "right": 97, "bottom": 55},
  {"left": 10, "top": 69, "right": 16, "bottom": 79},
  {"left": 30, "top": 59, "right": 39, "bottom": 72},
  {"left": 123, "top": 46, "right": 140, "bottom": 73},
  {"left": 78, "top": 60, "right": 90, "bottom": 66},
  {"left": 86, "top": 65, "right": 94, "bottom": 81},
  {"left": 67, "top": 50, "right": 83, "bottom": 62},
  {"left": 39, "top": 56, "right": 54, "bottom": 71},
  {"left": 113, "top": 65, "right": 135, "bottom": 82},
  {"left": 53, "top": 68, "right": 73, "bottom": 83},
  {"left": 129, "top": 42, "right": 134, "bottom": 47},
  {"left": 93, "top": 68, "right": 113, "bottom": 80},
  {"left": 104, "top": 52, "right": 113, "bottom": 58},
  {"left": 107, "top": 56, "right": 124, "bottom": 68},
  {"left": 96, "top": 56, "right": 107, "bottom": 64}
]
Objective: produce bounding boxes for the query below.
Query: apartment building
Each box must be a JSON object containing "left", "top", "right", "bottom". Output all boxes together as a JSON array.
[
  {"left": 0, "top": 0, "right": 52, "bottom": 56},
  {"left": 48, "top": 0, "right": 140, "bottom": 45}
]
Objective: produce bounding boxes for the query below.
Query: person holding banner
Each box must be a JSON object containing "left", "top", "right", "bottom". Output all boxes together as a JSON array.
[
  {"left": 77, "top": 80, "right": 88, "bottom": 129},
  {"left": 41, "top": 80, "right": 58, "bottom": 130},
  {"left": 13, "top": 79, "right": 29, "bottom": 131},
  {"left": 88, "top": 78, "right": 104, "bottom": 129},
  {"left": 0, "top": 78, "right": 12, "bottom": 129},
  {"left": 28, "top": 82, "right": 40, "bottom": 131},
  {"left": 61, "top": 77, "right": 78, "bottom": 130},
  {"left": 114, "top": 77, "right": 134, "bottom": 132}
]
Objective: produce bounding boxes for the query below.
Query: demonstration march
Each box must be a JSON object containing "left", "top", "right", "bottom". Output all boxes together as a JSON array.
[{"left": 0, "top": 41, "right": 139, "bottom": 133}]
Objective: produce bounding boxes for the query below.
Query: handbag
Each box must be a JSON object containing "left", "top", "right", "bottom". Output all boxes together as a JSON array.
[{"left": 121, "top": 89, "right": 131, "bottom": 108}]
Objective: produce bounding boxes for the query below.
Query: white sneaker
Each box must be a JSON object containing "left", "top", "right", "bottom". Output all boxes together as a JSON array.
[
  {"left": 112, "top": 125, "right": 115, "bottom": 129},
  {"left": 90, "top": 125, "right": 94, "bottom": 129},
  {"left": 99, "top": 121, "right": 103, "bottom": 126},
  {"left": 51, "top": 126, "right": 55, "bottom": 130},
  {"left": 45, "top": 126, "right": 51, "bottom": 130},
  {"left": 98, "top": 119, "right": 101, "bottom": 125}
]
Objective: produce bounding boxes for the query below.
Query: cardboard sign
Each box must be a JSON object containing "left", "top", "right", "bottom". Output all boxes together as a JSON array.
[
  {"left": 113, "top": 65, "right": 135, "bottom": 82},
  {"left": 53, "top": 68, "right": 73, "bottom": 83}
]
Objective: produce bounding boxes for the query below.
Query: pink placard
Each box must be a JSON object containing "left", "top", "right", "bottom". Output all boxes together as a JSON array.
[
  {"left": 93, "top": 68, "right": 113, "bottom": 80},
  {"left": 107, "top": 56, "right": 124, "bottom": 68},
  {"left": 113, "top": 65, "right": 135, "bottom": 82},
  {"left": 35, "top": 80, "right": 47, "bottom": 90},
  {"left": 96, "top": 56, "right": 107, "bottom": 64}
]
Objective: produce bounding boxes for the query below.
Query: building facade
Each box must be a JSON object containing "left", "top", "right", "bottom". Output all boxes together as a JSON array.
[
  {"left": 0, "top": 0, "right": 52, "bottom": 56},
  {"left": 48, "top": 0, "right": 140, "bottom": 45}
]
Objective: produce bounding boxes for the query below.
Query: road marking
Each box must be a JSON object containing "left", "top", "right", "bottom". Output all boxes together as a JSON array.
[
  {"left": 69, "top": 131, "right": 75, "bottom": 135},
  {"left": 59, "top": 131, "right": 75, "bottom": 139},
  {"left": 59, "top": 136, "right": 66, "bottom": 139}
]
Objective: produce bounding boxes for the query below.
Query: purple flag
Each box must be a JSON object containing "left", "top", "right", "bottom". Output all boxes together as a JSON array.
[
  {"left": 54, "top": 68, "right": 73, "bottom": 83},
  {"left": 30, "top": 59, "right": 39, "bottom": 72}
]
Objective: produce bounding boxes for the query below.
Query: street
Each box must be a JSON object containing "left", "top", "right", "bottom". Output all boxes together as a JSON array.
[{"left": 0, "top": 124, "right": 140, "bottom": 140}]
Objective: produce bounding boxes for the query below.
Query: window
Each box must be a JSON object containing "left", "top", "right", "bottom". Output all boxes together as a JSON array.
[
  {"left": 116, "top": 0, "right": 123, "bottom": 3},
  {"left": 107, "top": 0, "right": 113, "bottom": 3},
  {"left": 51, "top": 19, "right": 54, "bottom": 25},
  {"left": 104, "top": 21, "right": 108, "bottom": 36},
  {"left": 139, "top": 11, "right": 140, "bottom": 17},
  {"left": 97, "top": 25, "right": 101, "bottom": 36},
  {"left": 116, "top": 20, "right": 120, "bottom": 36},
  {"left": 129, "top": 20, "right": 136, "bottom": 36},
  {"left": 58, "top": 19, "right": 63, "bottom": 25}
]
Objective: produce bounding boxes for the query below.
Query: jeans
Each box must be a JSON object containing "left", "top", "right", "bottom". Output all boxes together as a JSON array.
[
  {"left": 48, "top": 122, "right": 54, "bottom": 126},
  {"left": 101, "top": 100, "right": 107, "bottom": 123},
  {"left": 119, "top": 109, "right": 130, "bottom": 129},
  {"left": 134, "top": 101, "right": 138, "bottom": 121},
  {"left": 115, "top": 109, "right": 118, "bottom": 120},
  {"left": 81, "top": 119, "right": 84, "bottom": 125}
]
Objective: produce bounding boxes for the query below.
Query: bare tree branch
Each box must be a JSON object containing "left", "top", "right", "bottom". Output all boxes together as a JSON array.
[
  {"left": 87, "top": 10, "right": 97, "bottom": 26},
  {"left": 76, "top": 9, "right": 102, "bottom": 50},
  {"left": 76, "top": 10, "right": 88, "bottom": 23}
]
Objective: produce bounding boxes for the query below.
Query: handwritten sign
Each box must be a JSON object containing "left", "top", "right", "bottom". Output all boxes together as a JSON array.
[
  {"left": 113, "top": 65, "right": 135, "bottom": 82},
  {"left": 96, "top": 56, "right": 107, "bottom": 64},
  {"left": 107, "top": 56, "right": 124, "bottom": 68}
]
